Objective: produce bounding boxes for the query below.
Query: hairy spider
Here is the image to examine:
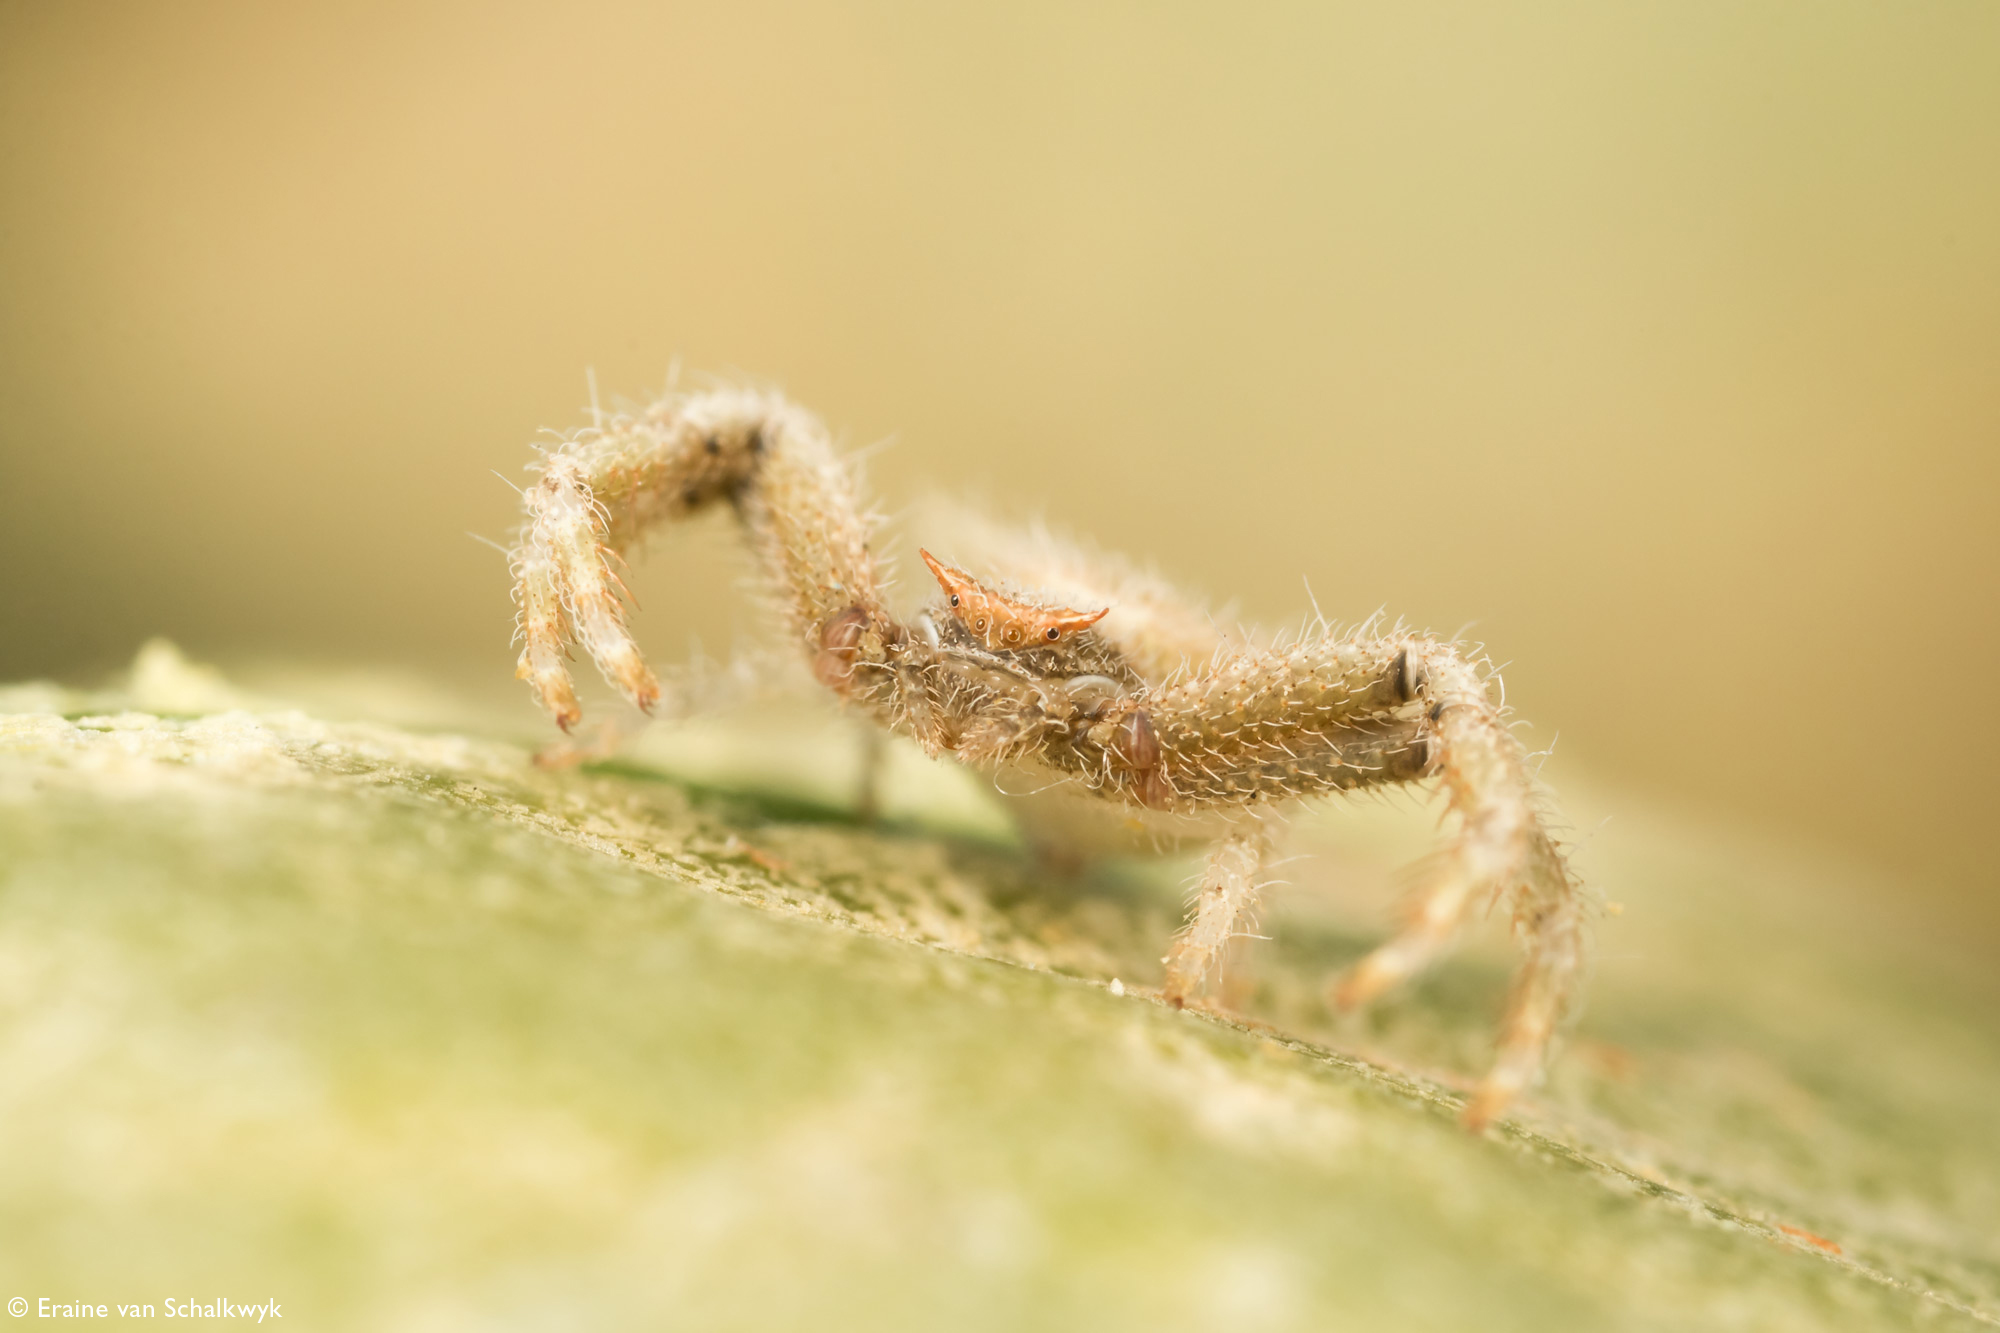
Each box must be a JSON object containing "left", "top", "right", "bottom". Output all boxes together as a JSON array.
[{"left": 509, "top": 384, "right": 1589, "bottom": 1130}]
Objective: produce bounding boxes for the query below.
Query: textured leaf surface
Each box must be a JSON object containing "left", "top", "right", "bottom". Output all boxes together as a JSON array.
[{"left": 0, "top": 644, "right": 1993, "bottom": 1330}]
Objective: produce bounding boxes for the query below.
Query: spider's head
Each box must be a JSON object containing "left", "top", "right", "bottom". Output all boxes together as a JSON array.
[{"left": 918, "top": 548, "right": 1109, "bottom": 652}]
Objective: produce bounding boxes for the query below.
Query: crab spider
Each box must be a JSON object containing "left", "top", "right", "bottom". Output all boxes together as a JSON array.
[{"left": 509, "top": 384, "right": 1590, "bottom": 1130}]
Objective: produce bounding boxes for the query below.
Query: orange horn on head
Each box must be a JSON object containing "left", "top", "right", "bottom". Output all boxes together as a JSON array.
[
  {"left": 1050, "top": 605, "right": 1111, "bottom": 634},
  {"left": 920, "top": 548, "right": 1110, "bottom": 643},
  {"left": 918, "top": 548, "right": 978, "bottom": 600}
]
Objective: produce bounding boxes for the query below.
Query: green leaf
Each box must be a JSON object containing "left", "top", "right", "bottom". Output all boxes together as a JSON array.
[{"left": 1, "top": 643, "right": 1993, "bottom": 1330}]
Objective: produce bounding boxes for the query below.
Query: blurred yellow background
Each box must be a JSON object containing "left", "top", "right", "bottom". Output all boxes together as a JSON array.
[{"left": 2, "top": 2, "right": 1995, "bottom": 935}]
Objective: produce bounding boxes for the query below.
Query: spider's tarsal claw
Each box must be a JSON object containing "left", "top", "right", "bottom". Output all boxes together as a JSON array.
[{"left": 601, "top": 648, "right": 659, "bottom": 715}]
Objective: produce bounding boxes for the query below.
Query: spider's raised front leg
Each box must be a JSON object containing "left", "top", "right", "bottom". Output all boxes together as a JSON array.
[{"left": 510, "top": 387, "right": 888, "bottom": 731}]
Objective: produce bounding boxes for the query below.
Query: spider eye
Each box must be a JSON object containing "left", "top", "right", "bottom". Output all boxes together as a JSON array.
[
  {"left": 1002, "top": 625, "right": 1021, "bottom": 645},
  {"left": 950, "top": 594, "right": 960, "bottom": 607},
  {"left": 973, "top": 616, "right": 987, "bottom": 632},
  {"left": 1045, "top": 627, "right": 1060, "bottom": 641}
]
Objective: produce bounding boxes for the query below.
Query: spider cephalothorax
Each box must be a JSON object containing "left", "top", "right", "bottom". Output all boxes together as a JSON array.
[{"left": 509, "top": 384, "right": 1589, "bottom": 1130}]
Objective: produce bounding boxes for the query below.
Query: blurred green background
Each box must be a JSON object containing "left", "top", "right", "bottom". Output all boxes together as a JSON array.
[{"left": 2, "top": 1, "right": 1995, "bottom": 937}]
